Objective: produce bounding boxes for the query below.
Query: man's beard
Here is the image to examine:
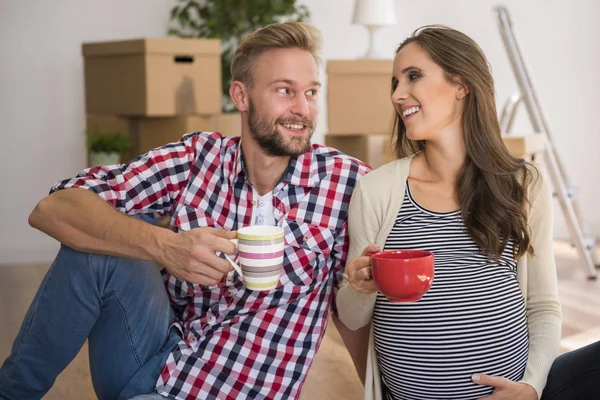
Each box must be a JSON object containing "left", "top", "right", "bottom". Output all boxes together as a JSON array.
[{"left": 247, "top": 99, "right": 315, "bottom": 157}]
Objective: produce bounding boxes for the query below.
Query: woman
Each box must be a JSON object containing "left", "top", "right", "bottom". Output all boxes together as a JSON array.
[{"left": 335, "top": 26, "right": 598, "bottom": 400}]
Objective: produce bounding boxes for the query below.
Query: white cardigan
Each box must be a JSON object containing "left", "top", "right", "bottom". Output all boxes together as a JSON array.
[{"left": 335, "top": 157, "right": 562, "bottom": 400}]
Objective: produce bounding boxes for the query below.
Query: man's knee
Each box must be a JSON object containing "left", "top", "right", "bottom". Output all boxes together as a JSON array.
[{"left": 55, "top": 245, "right": 161, "bottom": 289}]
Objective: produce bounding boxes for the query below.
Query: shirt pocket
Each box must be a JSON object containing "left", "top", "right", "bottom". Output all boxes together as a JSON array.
[
  {"left": 175, "top": 204, "right": 220, "bottom": 231},
  {"left": 280, "top": 220, "right": 337, "bottom": 287}
]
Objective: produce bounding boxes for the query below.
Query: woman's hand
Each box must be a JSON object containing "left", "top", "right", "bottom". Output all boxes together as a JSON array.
[
  {"left": 473, "top": 374, "right": 538, "bottom": 400},
  {"left": 347, "top": 244, "right": 380, "bottom": 294}
]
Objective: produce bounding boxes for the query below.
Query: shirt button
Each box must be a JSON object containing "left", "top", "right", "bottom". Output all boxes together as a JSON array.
[
  {"left": 259, "top": 200, "right": 265, "bottom": 207},
  {"left": 204, "top": 314, "right": 216, "bottom": 325},
  {"left": 188, "top": 334, "right": 196, "bottom": 343},
  {"left": 257, "top": 217, "right": 264, "bottom": 225}
]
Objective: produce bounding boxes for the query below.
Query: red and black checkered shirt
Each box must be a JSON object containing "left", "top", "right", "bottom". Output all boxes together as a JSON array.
[{"left": 52, "top": 132, "right": 371, "bottom": 399}]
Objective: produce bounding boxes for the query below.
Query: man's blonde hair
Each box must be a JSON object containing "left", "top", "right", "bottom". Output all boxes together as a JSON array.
[{"left": 231, "top": 22, "right": 322, "bottom": 87}]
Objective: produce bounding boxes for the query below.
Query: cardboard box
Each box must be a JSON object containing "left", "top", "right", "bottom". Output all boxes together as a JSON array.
[
  {"left": 501, "top": 133, "right": 546, "bottom": 159},
  {"left": 324, "top": 132, "right": 546, "bottom": 170},
  {"left": 215, "top": 112, "right": 243, "bottom": 141},
  {"left": 325, "top": 133, "right": 395, "bottom": 169},
  {"left": 135, "top": 113, "right": 241, "bottom": 154},
  {"left": 86, "top": 113, "right": 242, "bottom": 162},
  {"left": 83, "top": 38, "right": 222, "bottom": 116},
  {"left": 327, "top": 59, "right": 396, "bottom": 134}
]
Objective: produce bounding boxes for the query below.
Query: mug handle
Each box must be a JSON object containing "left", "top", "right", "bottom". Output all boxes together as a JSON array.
[
  {"left": 364, "top": 251, "right": 378, "bottom": 281},
  {"left": 223, "top": 238, "right": 243, "bottom": 277}
]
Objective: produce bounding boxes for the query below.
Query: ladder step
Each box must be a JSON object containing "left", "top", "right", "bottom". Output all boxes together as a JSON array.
[
  {"left": 570, "top": 236, "right": 598, "bottom": 250},
  {"left": 583, "top": 235, "right": 598, "bottom": 250},
  {"left": 551, "top": 186, "right": 579, "bottom": 201}
]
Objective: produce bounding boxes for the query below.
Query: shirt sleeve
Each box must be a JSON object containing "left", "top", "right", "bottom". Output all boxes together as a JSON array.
[
  {"left": 331, "top": 160, "right": 372, "bottom": 316},
  {"left": 331, "top": 221, "right": 349, "bottom": 290},
  {"left": 50, "top": 133, "right": 203, "bottom": 219}
]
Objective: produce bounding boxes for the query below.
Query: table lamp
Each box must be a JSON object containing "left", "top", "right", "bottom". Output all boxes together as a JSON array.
[{"left": 352, "top": 0, "right": 397, "bottom": 58}]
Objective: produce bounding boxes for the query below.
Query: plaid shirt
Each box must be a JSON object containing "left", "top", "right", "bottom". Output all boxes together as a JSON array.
[{"left": 52, "top": 132, "right": 371, "bottom": 399}]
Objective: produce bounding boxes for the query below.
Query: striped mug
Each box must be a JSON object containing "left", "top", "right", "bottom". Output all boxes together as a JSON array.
[{"left": 224, "top": 225, "right": 285, "bottom": 291}]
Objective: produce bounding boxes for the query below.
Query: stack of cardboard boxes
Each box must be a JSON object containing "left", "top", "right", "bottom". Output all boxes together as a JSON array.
[
  {"left": 325, "top": 59, "right": 396, "bottom": 169},
  {"left": 82, "top": 37, "right": 241, "bottom": 164}
]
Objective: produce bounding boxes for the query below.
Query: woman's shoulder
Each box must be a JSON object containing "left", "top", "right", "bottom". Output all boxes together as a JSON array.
[
  {"left": 521, "top": 163, "right": 550, "bottom": 209},
  {"left": 357, "top": 156, "right": 412, "bottom": 190}
]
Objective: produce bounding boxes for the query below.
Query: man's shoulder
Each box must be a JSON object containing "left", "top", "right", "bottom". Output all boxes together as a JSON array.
[
  {"left": 181, "top": 131, "right": 240, "bottom": 149},
  {"left": 311, "top": 144, "right": 372, "bottom": 179},
  {"left": 174, "top": 131, "right": 240, "bottom": 162}
]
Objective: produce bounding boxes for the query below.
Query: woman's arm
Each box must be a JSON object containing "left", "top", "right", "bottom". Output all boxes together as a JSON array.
[
  {"left": 335, "top": 181, "right": 379, "bottom": 330},
  {"left": 519, "top": 169, "right": 562, "bottom": 398}
]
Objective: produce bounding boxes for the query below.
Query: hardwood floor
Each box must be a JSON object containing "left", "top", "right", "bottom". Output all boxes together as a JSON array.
[
  {"left": 0, "top": 240, "right": 598, "bottom": 399},
  {"left": 0, "top": 264, "right": 96, "bottom": 400}
]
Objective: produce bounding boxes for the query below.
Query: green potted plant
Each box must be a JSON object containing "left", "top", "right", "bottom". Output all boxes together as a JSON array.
[
  {"left": 87, "top": 130, "right": 135, "bottom": 166},
  {"left": 167, "top": 0, "right": 311, "bottom": 113}
]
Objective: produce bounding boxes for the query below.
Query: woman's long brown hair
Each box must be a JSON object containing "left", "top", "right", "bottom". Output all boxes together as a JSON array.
[{"left": 393, "top": 26, "right": 534, "bottom": 258}]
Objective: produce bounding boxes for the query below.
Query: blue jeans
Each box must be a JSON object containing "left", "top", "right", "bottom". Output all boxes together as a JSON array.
[{"left": 0, "top": 245, "right": 180, "bottom": 400}]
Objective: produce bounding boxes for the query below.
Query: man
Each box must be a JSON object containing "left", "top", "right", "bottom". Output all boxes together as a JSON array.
[{"left": 0, "top": 22, "right": 371, "bottom": 400}]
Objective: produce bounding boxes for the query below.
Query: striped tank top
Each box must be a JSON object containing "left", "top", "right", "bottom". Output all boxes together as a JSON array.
[{"left": 373, "top": 182, "right": 528, "bottom": 400}]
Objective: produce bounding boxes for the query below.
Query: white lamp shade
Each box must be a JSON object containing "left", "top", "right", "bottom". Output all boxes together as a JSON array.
[{"left": 352, "top": 0, "right": 397, "bottom": 27}]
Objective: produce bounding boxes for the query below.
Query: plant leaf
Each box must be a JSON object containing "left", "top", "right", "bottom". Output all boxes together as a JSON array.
[{"left": 165, "top": 0, "right": 313, "bottom": 112}]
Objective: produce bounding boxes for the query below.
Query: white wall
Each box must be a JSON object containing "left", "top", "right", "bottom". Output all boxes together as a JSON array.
[
  {"left": 1, "top": 0, "right": 598, "bottom": 264},
  {"left": 0, "top": 0, "right": 177, "bottom": 263}
]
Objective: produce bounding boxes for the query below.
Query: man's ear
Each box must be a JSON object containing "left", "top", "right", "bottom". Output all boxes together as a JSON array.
[{"left": 230, "top": 81, "right": 249, "bottom": 112}]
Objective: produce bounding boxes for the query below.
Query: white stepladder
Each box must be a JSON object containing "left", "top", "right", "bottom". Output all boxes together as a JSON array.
[{"left": 494, "top": 5, "right": 598, "bottom": 280}]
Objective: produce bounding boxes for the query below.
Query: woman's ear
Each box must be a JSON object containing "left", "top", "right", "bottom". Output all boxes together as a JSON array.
[
  {"left": 229, "top": 81, "right": 249, "bottom": 112},
  {"left": 455, "top": 77, "right": 470, "bottom": 100}
]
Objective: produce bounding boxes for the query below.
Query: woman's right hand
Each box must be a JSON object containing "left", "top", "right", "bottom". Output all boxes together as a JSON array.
[{"left": 347, "top": 244, "right": 380, "bottom": 294}]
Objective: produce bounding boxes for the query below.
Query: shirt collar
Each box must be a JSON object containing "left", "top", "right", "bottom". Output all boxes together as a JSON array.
[
  {"left": 281, "top": 146, "right": 319, "bottom": 188},
  {"left": 228, "top": 140, "right": 319, "bottom": 188},
  {"left": 229, "top": 142, "right": 245, "bottom": 186}
]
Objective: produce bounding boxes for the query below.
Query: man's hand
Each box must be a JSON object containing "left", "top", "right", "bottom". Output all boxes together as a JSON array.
[
  {"left": 347, "top": 244, "right": 380, "bottom": 294},
  {"left": 158, "top": 227, "right": 238, "bottom": 286},
  {"left": 473, "top": 374, "right": 538, "bottom": 400}
]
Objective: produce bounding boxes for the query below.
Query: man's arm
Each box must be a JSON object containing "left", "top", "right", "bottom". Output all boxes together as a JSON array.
[
  {"left": 29, "top": 188, "right": 171, "bottom": 261},
  {"left": 330, "top": 223, "right": 371, "bottom": 385},
  {"left": 29, "top": 188, "right": 234, "bottom": 285},
  {"left": 332, "top": 315, "right": 370, "bottom": 385},
  {"left": 31, "top": 133, "right": 236, "bottom": 285}
]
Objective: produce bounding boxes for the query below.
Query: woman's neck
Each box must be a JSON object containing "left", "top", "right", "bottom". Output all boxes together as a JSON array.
[{"left": 420, "top": 131, "right": 466, "bottom": 185}]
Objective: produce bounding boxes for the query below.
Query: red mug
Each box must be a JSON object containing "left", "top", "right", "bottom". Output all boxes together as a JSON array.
[{"left": 370, "top": 250, "right": 434, "bottom": 302}]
